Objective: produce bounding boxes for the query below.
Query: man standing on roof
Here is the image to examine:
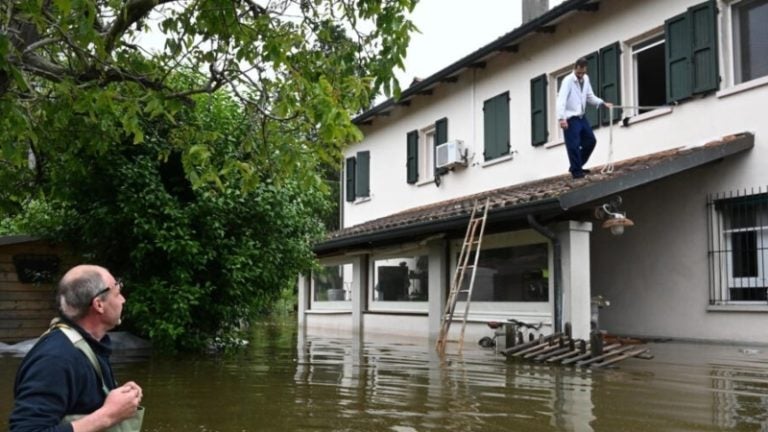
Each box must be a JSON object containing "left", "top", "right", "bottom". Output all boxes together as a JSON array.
[
  {"left": 557, "top": 57, "right": 613, "bottom": 179},
  {"left": 9, "top": 264, "right": 144, "bottom": 432}
]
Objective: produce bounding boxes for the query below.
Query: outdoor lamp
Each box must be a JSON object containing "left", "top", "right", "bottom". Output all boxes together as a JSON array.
[{"left": 595, "top": 197, "right": 634, "bottom": 236}]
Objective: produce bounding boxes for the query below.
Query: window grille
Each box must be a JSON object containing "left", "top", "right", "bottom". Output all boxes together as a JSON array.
[{"left": 707, "top": 188, "right": 768, "bottom": 304}]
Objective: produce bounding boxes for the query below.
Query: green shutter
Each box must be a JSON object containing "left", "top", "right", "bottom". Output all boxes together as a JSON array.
[
  {"left": 484, "top": 92, "right": 509, "bottom": 160},
  {"left": 665, "top": 11, "right": 692, "bottom": 102},
  {"left": 406, "top": 130, "right": 418, "bottom": 184},
  {"left": 584, "top": 51, "right": 600, "bottom": 129},
  {"left": 434, "top": 117, "right": 449, "bottom": 176},
  {"left": 355, "top": 151, "right": 369, "bottom": 197},
  {"left": 690, "top": 0, "right": 719, "bottom": 94},
  {"left": 599, "top": 42, "right": 622, "bottom": 125},
  {"left": 345, "top": 157, "right": 356, "bottom": 202},
  {"left": 530, "top": 74, "right": 548, "bottom": 146}
]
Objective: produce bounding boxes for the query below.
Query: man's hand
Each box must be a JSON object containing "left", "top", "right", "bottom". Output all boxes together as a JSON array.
[
  {"left": 559, "top": 119, "right": 568, "bottom": 129},
  {"left": 72, "top": 382, "right": 142, "bottom": 432},
  {"left": 603, "top": 102, "right": 614, "bottom": 109}
]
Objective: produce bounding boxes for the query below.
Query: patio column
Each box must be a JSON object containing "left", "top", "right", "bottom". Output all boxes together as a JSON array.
[
  {"left": 297, "top": 274, "right": 309, "bottom": 329},
  {"left": 351, "top": 255, "right": 366, "bottom": 335},
  {"left": 427, "top": 238, "right": 448, "bottom": 341},
  {"left": 556, "top": 221, "right": 593, "bottom": 340}
]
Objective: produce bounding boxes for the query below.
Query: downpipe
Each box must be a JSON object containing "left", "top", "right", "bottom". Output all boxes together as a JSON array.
[{"left": 527, "top": 215, "right": 562, "bottom": 334}]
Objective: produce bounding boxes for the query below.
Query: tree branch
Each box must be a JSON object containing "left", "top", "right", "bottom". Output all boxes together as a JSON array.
[{"left": 104, "top": 0, "right": 178, "bottom": 54}]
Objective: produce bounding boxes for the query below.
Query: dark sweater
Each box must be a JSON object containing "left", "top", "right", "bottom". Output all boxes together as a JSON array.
[{"left": 9, "top": 318, "right": 117, "bottom": 432}]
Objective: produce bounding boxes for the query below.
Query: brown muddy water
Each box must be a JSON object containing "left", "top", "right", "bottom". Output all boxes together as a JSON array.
[{"left": 2, "top": 316, "right": 767, "bottom": 431}]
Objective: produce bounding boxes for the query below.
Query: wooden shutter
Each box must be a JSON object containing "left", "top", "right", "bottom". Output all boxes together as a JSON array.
[
  {"left": 406, "top": 130, "right": 419, "bottom": 184},
  {"left": 690, "top": 0, "right": 719, "bottom": 94},
  {"left": 530, "top": 74, "right": 548, "bottom": 146},
  {"left": 345, "top": 157, "right": 356, "bottom": 202},
  {"left": 584, "top": 51, "right": 600, "bottom": 129},
  {"left": 666, "top": 11, "right": 692, "bottom": 102},
  {"left": 599, "top": 42, "right": 622, "bottom": 125},
  {"left": 355, "top": 151, "right": 370, "bottom": 197},
  {"left": 483, "top": 92, "right": 510, "bottom": 161}
]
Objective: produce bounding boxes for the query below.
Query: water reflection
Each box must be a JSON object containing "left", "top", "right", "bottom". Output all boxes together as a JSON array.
[{"left": 1, "top": 318, "right": 767, "bottom": 431}]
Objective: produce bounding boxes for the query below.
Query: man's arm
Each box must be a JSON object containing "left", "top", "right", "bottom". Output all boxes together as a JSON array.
[
  {"left": 10, "top": 354, "right": 78, "bottom": 432},
  {"left": 556, "top": 77, "right": 570, "bottom": 129},
  {"left": 585, "top": 75, "right": 607, "bottom": 107},
  {"left": 71, "top": 383, "right": 142, "bottom": 432}
]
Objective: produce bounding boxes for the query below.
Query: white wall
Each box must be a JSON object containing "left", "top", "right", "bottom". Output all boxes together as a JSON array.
[{"left": 344, "top": 0, "right": 762, "bottom": 228}]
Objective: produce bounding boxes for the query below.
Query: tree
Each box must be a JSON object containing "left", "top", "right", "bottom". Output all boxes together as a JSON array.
[
  {"left": 0, "top": 0, "right": 418, "bottom": 350},
  {"left": 0, "top": 0, "right": 416, "bottom": 192}
]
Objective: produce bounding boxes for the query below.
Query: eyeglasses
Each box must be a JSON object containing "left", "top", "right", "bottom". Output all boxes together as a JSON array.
[{"left": 90, "top": 278, "right": 123, "bottom": 304}]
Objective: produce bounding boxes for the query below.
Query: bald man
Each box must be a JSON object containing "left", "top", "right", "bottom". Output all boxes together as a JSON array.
[{"left": 9, "top": 265, "right": 144, "bottom": 432}]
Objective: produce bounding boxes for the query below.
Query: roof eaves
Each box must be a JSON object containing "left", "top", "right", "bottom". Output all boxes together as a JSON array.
[{"left": 353, "top": 0, "right": 595, "bottom": 125}]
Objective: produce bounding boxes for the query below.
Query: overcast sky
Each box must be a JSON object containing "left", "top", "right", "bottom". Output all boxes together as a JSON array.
[{"left": 396, "top": 0, "right": 564, "bottom": 87}]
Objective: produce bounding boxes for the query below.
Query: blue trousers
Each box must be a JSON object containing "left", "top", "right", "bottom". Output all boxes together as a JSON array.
[{"left": 564, "top": 116, "right": 596, "bottom": 176}]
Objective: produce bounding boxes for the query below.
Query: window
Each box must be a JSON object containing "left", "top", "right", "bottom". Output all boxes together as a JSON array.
[
  {"left": 732, "top": 0, "right": 768, "bottom": 84},
  {"left": 345, "top": 151, "right": 370, "bottom": 201},
  {"left": 406, "top": 118, "right": 447, "bottom": 184},
  {"left": 632, "top": 35, "right": 667, "bottom": 114},
  {"left": 665, "top": 1, "right": 719, "bottom": 102},
  {"left": 312, "top": 263, "right": 353, "bottom": 309},
  {"left": 456, "top": 243, "right": 549, "bottom": 303},
  {"left": 708, "top": 190, "right": 768, "bottom": 304},
  {"left": 483, "top": 92, "right": 510, "bottom": 161},
  {"left": 370, "top": 254, "right": 429, "bottom": 311}
]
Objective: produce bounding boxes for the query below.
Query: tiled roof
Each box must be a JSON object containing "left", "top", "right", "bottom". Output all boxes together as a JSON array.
[{"left": 316, "top": 132, "right": 754, "bottom": 253}]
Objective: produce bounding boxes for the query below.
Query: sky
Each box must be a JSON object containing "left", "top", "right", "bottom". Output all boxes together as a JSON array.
[{"left": 396, "top": 0, "right": 564, "bottom": 88}]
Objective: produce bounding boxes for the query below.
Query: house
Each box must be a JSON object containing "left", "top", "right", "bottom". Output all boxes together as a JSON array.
[
  {"left": 0, "top": 236, "right": 72, "bottom": 343},
  {"left": 298, "top": 0, "right": 768, "bottom": 347}
]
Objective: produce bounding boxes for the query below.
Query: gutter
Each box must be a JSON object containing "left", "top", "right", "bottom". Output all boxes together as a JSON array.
[{"left": 527, "top": 215, "right": 563, "bottom": 334}]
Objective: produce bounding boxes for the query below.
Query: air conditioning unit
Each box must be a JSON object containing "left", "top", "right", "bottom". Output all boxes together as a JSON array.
[{"left": 435, "top": 140, "right": 465, "bottom": 169}]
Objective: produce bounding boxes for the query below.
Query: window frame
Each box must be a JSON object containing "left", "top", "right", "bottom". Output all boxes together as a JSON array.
[
  {"left": 368, "top": 248, "right": 430, "bottom": 313},
  {"left": 449, "top": 230, "right": 552, "bottom": 316},
  {"left": 629, "top": 31, "right": 668, "bottom": 115},
  {"left": 311, "top": 258, "right": 355, "bottom": 311}
]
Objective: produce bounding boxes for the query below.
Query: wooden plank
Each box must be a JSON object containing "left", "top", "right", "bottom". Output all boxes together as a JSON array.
[
  {"left": 534, "top": 345, "right": 573, "bottom": 362},
  {"left": 0, "top": 290, "right": 56, "bottom": 301},
  {"left": 561, "top": 343, "right": 621, "bottom": 365},
  {"left": 0, "top": 300, "right": 57, "bottom": 311},
  {"left": 524, "top": 338, "right": 568, "bottom": 359},
  {"left": 576, "top": 345, "right": 638, "bottom": 367},
  {"left": 591, "top": 348, "right": 650, "bottom": 369},
  {"left": 0, "top": 327, "right": 45, "bottom": 342},
  {"left": 0, "top": 318, "right": 52, "bottom": 329},
  {"left": 0, "top": 309, "right": 55, "bottom": 319},
  {"left": 503, "top": 333, "right": 557, "bottom": 355}
]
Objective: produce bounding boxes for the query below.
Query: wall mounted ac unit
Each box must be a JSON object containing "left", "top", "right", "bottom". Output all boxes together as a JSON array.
[{"left": 435, "top": 140, "right": 466, "bottom": 169}]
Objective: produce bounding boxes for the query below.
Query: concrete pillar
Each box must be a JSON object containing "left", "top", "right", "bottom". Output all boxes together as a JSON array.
[
  {"left": 556, "top": 221, "right": 593, "bottom": 340},
  {"left": 351, "top": 255, "right": 366, "bottom": 335},
  {"left": 296, "top": 274, "right": 309, "bottom": 328},
  {"left": 427, "top": 239, "right": 448, "bottom": 341}
]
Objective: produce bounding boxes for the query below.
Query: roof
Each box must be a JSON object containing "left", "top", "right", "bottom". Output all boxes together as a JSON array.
[
  {"left": 354, "top": 0, "right": 598, "bottom": 125},
  {"left": 315, "top": 132, "right": 754, "bottom": 254},
  {"left": 0, "top": 235, "right": 40, "bottom": 247}
]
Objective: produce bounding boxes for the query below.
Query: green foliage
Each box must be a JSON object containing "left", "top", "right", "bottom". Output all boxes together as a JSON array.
[{"left": 0, "top": 0, "right": 418, "bottom": 351}]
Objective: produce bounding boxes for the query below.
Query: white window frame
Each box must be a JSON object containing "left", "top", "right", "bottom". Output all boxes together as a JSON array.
[
  {"left": 449, "top": 230, "right": 552, "bottom": 319},
  {"left": 545, "top": 66, "right": 572, "bottom": 147},
  {"left": 719, "top": 0, "right": 768, "bottom": 94},
  {"left": 417, "top": 125, "right": 436, "bottom": 186},
  {"left": 311, "top": 258, "right": 354, "bottom": 311},
  {"left": 368, "top": 247, "right": 429, "bottom": 313}
]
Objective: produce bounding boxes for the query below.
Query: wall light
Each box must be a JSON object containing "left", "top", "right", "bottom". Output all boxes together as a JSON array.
[{"left": 595, "top": 197, "right": 634, "bottom": 236}]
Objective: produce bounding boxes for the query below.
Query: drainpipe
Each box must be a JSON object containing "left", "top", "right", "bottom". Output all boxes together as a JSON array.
[{"left": 527, "top": 214, "right": 562, "bottom": 334}]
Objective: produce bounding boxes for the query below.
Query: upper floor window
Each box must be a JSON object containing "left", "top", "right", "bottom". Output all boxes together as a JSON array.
[
  {"left": 632, "top": 34, "right": 667, "bottom": 114},
  {"left": 407, "top": 118, "right": 447, "bottom": 184},
  {"left": 708, "top": 190, "right": 768, "bottom": 304},
  {"left": 483, "top": 92, "right": 510, "bottom": 161},
  {"left": 345, "top": 150, "right": 370, "bottom": 202},
  {"left": 731, "top": 0, "right": 768, "bottom": 84}
]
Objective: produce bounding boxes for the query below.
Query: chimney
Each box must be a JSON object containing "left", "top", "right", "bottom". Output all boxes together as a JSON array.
[{"left": 523, "top": 0, "right": 550, "bottom": 23}]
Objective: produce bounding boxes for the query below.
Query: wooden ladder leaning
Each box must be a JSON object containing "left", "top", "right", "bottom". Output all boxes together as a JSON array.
[{"left": 436, "top": 198, "right": 490, "bottom": 354}]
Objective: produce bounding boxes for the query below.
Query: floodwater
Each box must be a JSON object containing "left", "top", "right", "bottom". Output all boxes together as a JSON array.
[{"left": 1, "top": 316, "right": 767, "bottom": 431}]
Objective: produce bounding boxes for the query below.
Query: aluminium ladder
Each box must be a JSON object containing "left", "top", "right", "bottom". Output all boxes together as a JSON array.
[{"left": 436, "top": 198, "right": 490, "bottom": 353}]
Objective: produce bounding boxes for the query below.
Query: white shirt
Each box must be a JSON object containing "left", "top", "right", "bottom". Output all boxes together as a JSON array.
[{"left": 556, "top": 71, "right": 604, "bottom": 120}]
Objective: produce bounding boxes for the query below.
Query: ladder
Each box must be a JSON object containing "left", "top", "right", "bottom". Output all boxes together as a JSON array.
[{"left": 436, "top": 198, "right": 490, "bottom": 353}]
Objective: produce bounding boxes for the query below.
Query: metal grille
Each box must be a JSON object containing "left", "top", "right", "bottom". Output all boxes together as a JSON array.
[{"left": 707, "top": 188, "right": 768, "bottom": 304}]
